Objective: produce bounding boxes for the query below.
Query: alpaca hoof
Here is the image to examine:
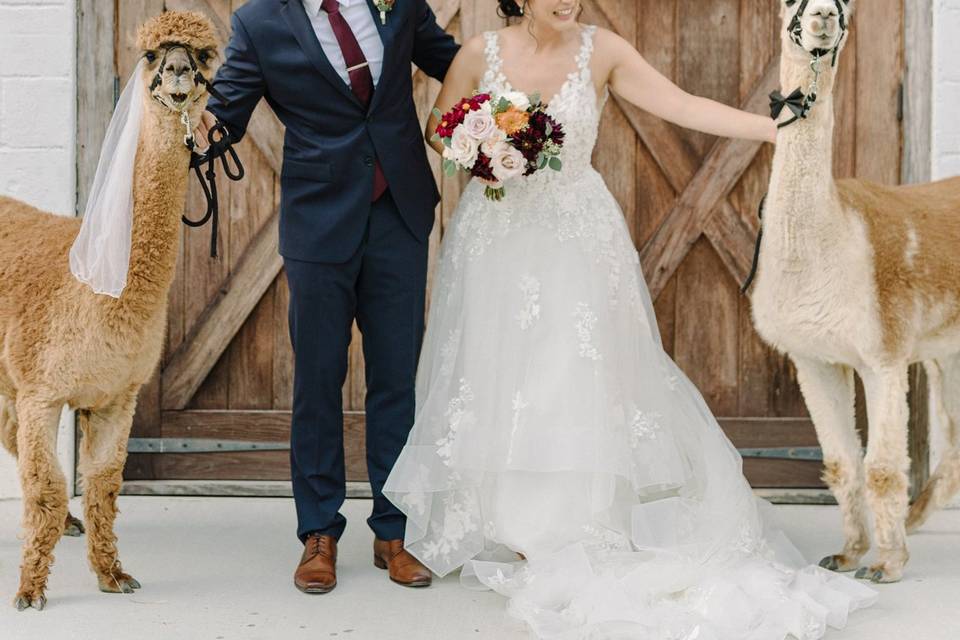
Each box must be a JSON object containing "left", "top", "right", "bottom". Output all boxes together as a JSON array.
[
  {"left": 855, "top": 565, "right": 903, "bottom": 584},
  {"left": 63, "top": 513, "right": 85, "bottom": 537},
  {"left": 819, "top": 554, "right": 858, "bottom": 572},
  {"left": 98, "top": 573, "right": 141, "bottom": 594},
  {"left": 13, "top": 593, "right": 46, "bottom": 611}
]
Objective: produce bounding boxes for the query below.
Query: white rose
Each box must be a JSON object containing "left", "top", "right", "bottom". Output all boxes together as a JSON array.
[
  {"left": 489, "top": 142, "right": 527, "bottom": 183},
  {"left": 480, "top": 127, "right": 508, "bottom": 156},
  {"left": 444, "top": 126, "right": 480, "bottom": 168},
  {"left": 462, "top": 109, "right": 497, "bottom": 141},
  {"left": 501, "top": 90, "right": 531, "bottom": 111}
]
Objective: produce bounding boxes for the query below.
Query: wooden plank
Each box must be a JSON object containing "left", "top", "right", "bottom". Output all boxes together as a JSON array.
[
  {"left": 640, "top": 60, "right": 779, "bottom": 298},
  {"left": 76, "top": 0, "right": 116, "bottom": 214},
  {"left": 120, "top": 480, "right": 373, "bottom": 498},
  {"left": 833, "top": 23, "right": 858, "bottom": 179},
  {"left": 674, "top": 238, "right": 739, "bottom": 416},
  {"left": 855, "top": 0, "right": 903, "bottom": 184},
  {"left": 677, "top": 0, "right": 740, "bottom": 156},
  {"left": 226, "top": 142, "right": 277, "bottom": 410},
  {"left": 162, "top": 214, "right": 283, "bottom": 410},
  {"left": 151, "top": 411, "right": 367, "bottom": 480}
]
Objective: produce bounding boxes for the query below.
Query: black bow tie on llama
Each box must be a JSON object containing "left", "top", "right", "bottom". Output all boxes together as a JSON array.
[{"left": 769, "top": 88, "right": 812, "bottom": 127}]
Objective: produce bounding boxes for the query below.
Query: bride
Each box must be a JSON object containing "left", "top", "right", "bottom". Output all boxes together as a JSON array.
[{"left": 384, "top": 1, "right": 875, "bottom": 638}]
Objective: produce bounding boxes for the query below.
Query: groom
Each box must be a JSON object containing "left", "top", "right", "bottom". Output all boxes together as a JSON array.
[{"left": 201, "top": 0, "right": 458, "bottom": 593}]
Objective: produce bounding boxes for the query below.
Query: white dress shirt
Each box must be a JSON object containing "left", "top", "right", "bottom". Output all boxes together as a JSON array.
[{"left": 302, "top": 0, "right": 385, "bottom": 87}]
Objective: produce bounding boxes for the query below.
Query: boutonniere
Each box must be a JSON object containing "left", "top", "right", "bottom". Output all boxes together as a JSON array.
[{"left": 374, "top": 0, "right": 395, "bottom": 25}]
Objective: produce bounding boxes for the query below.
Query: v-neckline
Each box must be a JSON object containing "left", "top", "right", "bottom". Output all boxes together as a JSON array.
[{"left": 493, "top": 29, "right": 585, "bottom": 107}]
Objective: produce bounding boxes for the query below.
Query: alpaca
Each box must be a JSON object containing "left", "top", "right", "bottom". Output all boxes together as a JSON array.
[
  {"left": 0, "top": 11, "right": 219, "bottom": 610},
  {"left": 751, "top": 0, "right": 960, "bottom": 584}
]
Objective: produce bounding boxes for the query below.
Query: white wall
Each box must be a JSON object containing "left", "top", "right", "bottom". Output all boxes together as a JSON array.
[
  {"left": 931, "top": 0, "right": 960, "bottom": 506},
  {"left": 0, "top": 0, "right": 77, "bottom": 499},
  {"left": 933, "top": 1, "right": 960, "bottom": 180}
]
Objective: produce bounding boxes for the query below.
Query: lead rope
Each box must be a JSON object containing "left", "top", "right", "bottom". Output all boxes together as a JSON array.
[
  {"left": 182, "top": 118, "right": 244, "bottom": 258},
  {"left": 152, "top": 41, "right": 243, "bottom": 258}
]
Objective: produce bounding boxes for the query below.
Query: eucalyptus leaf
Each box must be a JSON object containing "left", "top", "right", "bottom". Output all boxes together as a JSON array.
[
  {"left": 530, "top": 92, "right": 541, "bottom": 106},
  {"left": 443, "top": 136, "right": 452, "bottom": 148},
  {"left": 431, "top": 107, "right": 442, "bottom": 119},
  {"left": 442, "top": 159, "right": 457, "bottom": 176},
  {"left": 548, "top": 156, "right": 563, "bottom": 171},
  {"left": 430, "top": 133, "right": 441, "bottom": 143}
]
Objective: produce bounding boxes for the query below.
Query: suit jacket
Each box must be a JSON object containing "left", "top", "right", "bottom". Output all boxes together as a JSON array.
[{"left": 208, "top": 0, "right": 459, "bottom": 262}]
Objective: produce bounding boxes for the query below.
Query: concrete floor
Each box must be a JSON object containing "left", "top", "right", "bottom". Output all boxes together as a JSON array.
[{"left": 0, "top": 498, "right": 957, "bottom": 640}]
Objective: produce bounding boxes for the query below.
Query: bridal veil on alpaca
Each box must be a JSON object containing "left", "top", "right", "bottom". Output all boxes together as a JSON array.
[
  {"left": 384, "top": 27, "right": 875, "bottom": 640},
  {"left": 69, "top": 60, "right": 145, "bottom": 298}
]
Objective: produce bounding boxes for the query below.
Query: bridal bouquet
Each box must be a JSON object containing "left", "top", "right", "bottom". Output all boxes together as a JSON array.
[{"left": 432, "top": 91, "right": 565, "bottom": 200}]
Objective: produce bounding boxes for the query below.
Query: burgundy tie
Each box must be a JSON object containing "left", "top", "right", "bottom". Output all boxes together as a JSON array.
[{"left": 321, "top": 0, "right": 388, "bottom": 201}]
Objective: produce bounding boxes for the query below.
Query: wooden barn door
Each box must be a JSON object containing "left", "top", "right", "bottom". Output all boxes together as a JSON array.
[{"left": 76, "top": 0, "right": 921, "bottom": 496}]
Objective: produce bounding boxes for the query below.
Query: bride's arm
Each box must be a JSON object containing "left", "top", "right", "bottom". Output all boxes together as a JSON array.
[
  {"left": 424, "top": 36, "right": 486, "bottom": 155},
  {"left": 600, "top": 30, "right": 777, "bottom": 144}
]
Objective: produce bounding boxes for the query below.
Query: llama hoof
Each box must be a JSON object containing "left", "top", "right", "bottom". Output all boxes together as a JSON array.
[
  {"left": 818, "top": 554, "right": 858, "bottom": 572},
  {"left": 13, "top": 593, "right": 46, "bottom": 611},
  {"left": 98, "top": 573, "right": 142, "bottom": 594},
  {"left": 63, "top": 513, "right": 85, "bottom": 537},
  {"left": 855, "top": 565, "right": 903, "bottom": 584}
]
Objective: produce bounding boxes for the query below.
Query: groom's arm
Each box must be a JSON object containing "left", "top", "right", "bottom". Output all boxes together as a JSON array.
[
  {"left": 411, "top": 0, "right": 460, "bottom": 82},
  {"left": 204, "top": 12, "right": 266, "bottom": 143}
]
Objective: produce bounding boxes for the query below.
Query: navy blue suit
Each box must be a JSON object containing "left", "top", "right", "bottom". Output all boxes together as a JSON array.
[{"left": 208, "top": 0, "right": 458, "bottom": 542}]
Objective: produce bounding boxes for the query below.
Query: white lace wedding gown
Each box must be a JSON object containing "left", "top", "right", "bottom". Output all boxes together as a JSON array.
[{"left": 383, "top": 26, "right": 875, "bottom": 640}]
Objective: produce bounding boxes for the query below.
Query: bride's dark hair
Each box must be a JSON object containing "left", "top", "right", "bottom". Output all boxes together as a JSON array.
[{"left": 497, "top": 0, "right": 525, "bottom": 18}]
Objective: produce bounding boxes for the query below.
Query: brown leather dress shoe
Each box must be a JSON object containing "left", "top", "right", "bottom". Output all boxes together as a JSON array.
[
  {"left": 294, "top": 534, "right": 337, "bottom": 594},
  {"left": 373, "top": 539, "right": 432, "bottom": 588}
]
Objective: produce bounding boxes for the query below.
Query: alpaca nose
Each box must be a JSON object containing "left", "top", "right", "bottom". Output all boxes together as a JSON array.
[
  {"left": 165, "top": 60, "right": 191, "bottom": 78},
  {"left": 811, "top": 6, "right": 838, "bottom": 19}
]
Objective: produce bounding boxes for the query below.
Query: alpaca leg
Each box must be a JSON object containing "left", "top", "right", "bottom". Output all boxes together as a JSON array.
[
  {"left": 2, "top": 397, "right": 84, "bottom": 537},
  {"left": 907, "top": 357, "right": 960, "bottom": 532},
  {"left": 0, "top": 395, "right": 18, "bottom": 457},
  {"left": 857, "top": 366, "right": 911, "bottom": 583},
  {"left": 77, "top": 393, "right": 141, "bottom": 594},
  {"left": 793, "top": 356, "right": 869, "bottom": 572},
  {"left": 13, "top": 398, "right": 68, "bottom": 611}
]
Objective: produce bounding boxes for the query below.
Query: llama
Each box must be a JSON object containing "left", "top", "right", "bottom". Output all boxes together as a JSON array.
[
  {"left": 751, "top": 0, "right": 960, "bottom": 583},
  {"left": 0, "top": 11, "right": 219, "bottom": 610}
]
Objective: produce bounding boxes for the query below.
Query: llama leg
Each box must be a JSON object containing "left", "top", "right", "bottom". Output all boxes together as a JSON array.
[
  {"left": 907, "top": 357, "right": 960, "bottom": 532},
  {"left": 78, "top": 393, "right": 141, "bottom": 594},
  {"left": 793, "top": 356, "right": 869, "bottom": 571},
  {"left": 13, "top": 398, "right": 68, "bottom": 611},
  {"left": 857, "top": 366, "right": 911, "bottom": 583}
]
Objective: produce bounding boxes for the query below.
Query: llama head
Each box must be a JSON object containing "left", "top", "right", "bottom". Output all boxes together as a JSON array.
[
  {"left": 136, "top": 11, "right": 219, "bottom": 121},
  {"left": 777, "top": 0, "right": 854, "bottom": 65}
]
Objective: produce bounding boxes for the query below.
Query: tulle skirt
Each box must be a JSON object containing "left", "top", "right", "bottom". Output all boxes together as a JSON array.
[{"left": 383, "top": 170, "right": 875, "bottom": 639}]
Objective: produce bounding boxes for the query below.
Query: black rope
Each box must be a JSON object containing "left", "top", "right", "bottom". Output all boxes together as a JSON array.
[
  {"left": 740, "top": 194, "right": 766, "bottom": 294},
  {"left": 185, "top": 121, "right": 244, "bottom": 258}
]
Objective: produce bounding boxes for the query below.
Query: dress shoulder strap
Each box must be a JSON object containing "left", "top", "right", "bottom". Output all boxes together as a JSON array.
[
  {"left": 483, "top": 31, "right": 503, "bottom": 76},
  {"left": 576, "top": 25, "right": 598, "bottom": 80}
]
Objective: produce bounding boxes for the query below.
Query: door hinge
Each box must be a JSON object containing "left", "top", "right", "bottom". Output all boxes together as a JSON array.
[{"left": 897, "top": 81, "right": 905, "bottom": 122}]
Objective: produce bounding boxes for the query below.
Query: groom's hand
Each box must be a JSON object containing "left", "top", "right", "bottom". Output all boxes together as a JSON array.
[{"left": 193, "top": 110, "right": 218, "bottom": 151}]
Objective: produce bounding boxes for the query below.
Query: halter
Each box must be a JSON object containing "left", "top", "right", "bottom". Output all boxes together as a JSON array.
[
  {"left": 770, "top": 0, "right": 849, "bottom": 130},
  {"left": 148, "top": 41, "right": 244, "bottom": 258}
]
